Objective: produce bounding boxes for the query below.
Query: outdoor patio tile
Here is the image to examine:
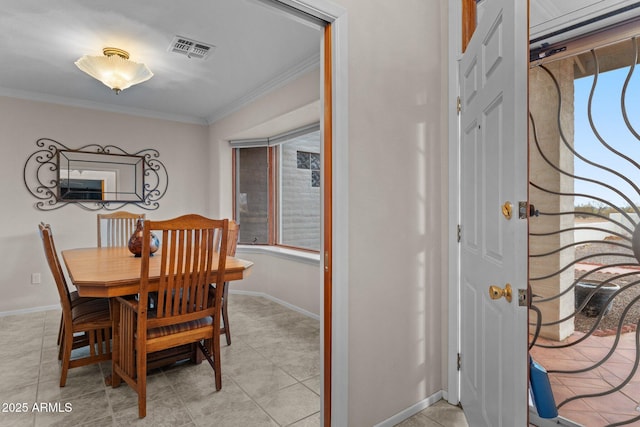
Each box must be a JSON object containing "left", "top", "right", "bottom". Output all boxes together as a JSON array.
[
  {"left": 559, "top": 409, "right": 610, "bottom": 427},
  {"left": 582, "top": 391, "right": 639, "bottom": 416},
  {"left": 543, "top": 357, "right": 598, "bottom": 372},
  {"left": 616, "top": 348, "right": 639, "bottom": 363},
  {"left": 605, "top": 349, "right": 639, "bottom": 365},
  {"left": 600, "top": 362, "right": 635, "bottom": 382},
  {"left": 599, "top": 411, "right": 640, "bottom": 426},
  {"left": 620, "top": 380, "right": 640, "bottom": 404},
  {"left": 547, "top": 373, "right": 563, "bottom": 385},
  {"left": 555, "top": 375, "right": 614, "bottom": 390},
  {"left": 546, "top": 384, "right": 575, "bottom": 403},
  {"left": 539, "top": 346, "right": 591, "bottom": 362},
  {"left": 554, "top": 366, "right": 615, "bottom": 381},
  {"left": 574, "top": 344, "right": 613, "bottom": 362},
  {"left": 618, "top": 333, "right": 636, "bottom": 350}
]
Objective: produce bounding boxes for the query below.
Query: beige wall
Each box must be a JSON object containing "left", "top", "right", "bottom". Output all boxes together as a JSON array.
[
  {"left": 0, "top": 96, "right": 209, "bottom": 312},
  {"left": 338, "top": 1, "right": 447, "bottom": 424}
]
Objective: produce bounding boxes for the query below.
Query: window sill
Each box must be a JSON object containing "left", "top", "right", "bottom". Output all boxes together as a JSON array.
[{"left": 236, "top": 245, "right": 320, "bottom": 266}]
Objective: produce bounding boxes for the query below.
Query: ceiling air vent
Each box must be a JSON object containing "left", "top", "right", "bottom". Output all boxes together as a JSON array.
[{"left": 168, "top": 36, "right": 215, "bottom": 60}]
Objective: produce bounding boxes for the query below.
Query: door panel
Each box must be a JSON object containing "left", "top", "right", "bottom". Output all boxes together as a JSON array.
[
  {"left": 484, "top": 96, "right": 504, "bottom": 262},
  {"left": 461, "top": 280, "right": 479, "bottom": 387},
  {"left": 462, "top": 121, "right": 479, "bottom": 250},
  {"left": 458, "top": 0, "right": 529, "bottom": 425}
]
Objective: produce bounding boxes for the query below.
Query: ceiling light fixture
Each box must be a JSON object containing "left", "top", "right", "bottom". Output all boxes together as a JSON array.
[{"left": 75, "top": 47, "right": 153, "bottom": 94}]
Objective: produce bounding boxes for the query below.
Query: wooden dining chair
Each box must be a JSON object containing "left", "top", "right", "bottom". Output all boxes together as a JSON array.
[
  {"left": 112, "top": 214, "right": 229, "bottom": 418},
  {"left": 38, "top": 223, "right": 112, "bottom": 386},
  {"left": 39, "top": 222, "right": 105, "bottom": 348},
  {"left": 97, "top": 211, "right": 145, "bottom": 247},
  {"left": 212, "top": 220, "right": 240, "bottom": 345},
  {"left": 39, "top": 220, "right": 104, "bottom": 348}
]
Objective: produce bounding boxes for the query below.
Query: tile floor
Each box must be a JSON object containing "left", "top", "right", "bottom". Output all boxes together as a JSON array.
[
  {"left": 0, "top": 295, "right": 321, "bottom": 427},
  {"left": 395, "top": 401, "right": 468, "bottom": 427},
  {"left": 530, "top": 331, "right": 640, "bottom": 426},
  {"left": 0, "top": 294, "right": 465, "bottom": 427}
]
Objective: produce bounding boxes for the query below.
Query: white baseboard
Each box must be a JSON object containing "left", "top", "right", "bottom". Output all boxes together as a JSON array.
[
  {"left": 0, "top": 304, "right": 59, "bottom": 317},
  {"left": 229, "top": 289, "right": 320, "bottom": 321},
  {"left": 373, "top": 390, "right": 445, "bottom": 427}
]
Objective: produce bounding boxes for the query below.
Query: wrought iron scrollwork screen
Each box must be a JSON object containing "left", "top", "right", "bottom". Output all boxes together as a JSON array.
[{"left": 529, "top": 36, "right": 640, "bottom": 426}]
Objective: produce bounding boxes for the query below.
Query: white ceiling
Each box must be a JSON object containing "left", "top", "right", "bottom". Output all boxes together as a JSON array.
[{"left": 0, "top": 0, "right": 322, "bottom": 125}]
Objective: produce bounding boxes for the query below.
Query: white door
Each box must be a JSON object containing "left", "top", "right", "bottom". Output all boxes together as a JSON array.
[{"left": 458, "top": 0, "right": 529, "bottom": 426}]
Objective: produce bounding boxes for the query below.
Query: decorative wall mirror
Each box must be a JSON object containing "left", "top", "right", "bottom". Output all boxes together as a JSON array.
[
  {"left": 24, "top": 138, "right": 168, "bottom": 211},
  {"left": 58, "top": 151, "right": 145, "bottom": 202}
]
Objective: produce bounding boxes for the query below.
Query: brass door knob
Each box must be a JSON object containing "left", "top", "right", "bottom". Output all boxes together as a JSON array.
[
  {"left": 502, "top": 202, "right": 513, "bottom": 220},
  {"left": 489, "top": 283, "right": 512, "bottom": 303}
]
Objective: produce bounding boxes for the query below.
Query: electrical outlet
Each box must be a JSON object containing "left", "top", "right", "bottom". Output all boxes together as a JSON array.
[{"left": 31, "top": 273, "right": 41, "bottom": 284}]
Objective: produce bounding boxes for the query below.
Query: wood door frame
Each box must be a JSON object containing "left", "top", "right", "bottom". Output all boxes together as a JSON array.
[
  {"left": 461, "top": 0, "right": 476, "bottom": 52},
  {"left": 271, "top": 1, "right": 348, "bottom": 426},
  {"left": 322, "top": 22, "right": 333, "bottom": 425}
]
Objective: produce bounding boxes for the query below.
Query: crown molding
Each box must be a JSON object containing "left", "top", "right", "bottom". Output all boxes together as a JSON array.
[{"left": 0, "top": 86, "right": 208, "bottom": 125}]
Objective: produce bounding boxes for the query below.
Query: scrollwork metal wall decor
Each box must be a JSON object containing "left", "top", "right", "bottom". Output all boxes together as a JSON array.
[{"left": 23, "top": 138, "right": 168, "bottom": 211}]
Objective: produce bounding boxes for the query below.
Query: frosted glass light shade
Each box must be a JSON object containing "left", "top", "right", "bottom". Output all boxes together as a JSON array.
[{"left": 75, "top": 48, "right": 153, "bottom": 94}]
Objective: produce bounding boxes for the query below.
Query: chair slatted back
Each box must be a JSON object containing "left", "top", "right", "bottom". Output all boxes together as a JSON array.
[
  {"left": 97, "top": 211, "right": 145, "bottom": 247},
  {"left": 213, "top": 220, "right": 239, "bottom": 257},
  {"left": 140, "top": 215, "right": 229, "bottom": 325},
  {"left": 217, "top": 220, "right": 239, "bottom": 345},
  {"left": 38, "top": 223, "right": 73, "bottom": 313},
  {"left": 226, "top": 220, "right": 240, "bottom": 257}
]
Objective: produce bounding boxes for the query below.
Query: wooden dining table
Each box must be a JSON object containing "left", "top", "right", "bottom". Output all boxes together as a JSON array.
[
  {"left": 61, "top": 246, "right": 253, "bottom": 298},
  {"left": 61, "top": 246, "right": 253, "bottom": 377}
]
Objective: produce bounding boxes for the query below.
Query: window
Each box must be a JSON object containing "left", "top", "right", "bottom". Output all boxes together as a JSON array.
[{"left": 232, "top": 124, "right": 321, "bottom": 252}]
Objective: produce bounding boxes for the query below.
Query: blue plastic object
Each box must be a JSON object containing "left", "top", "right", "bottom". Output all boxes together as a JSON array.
[{"left": 530, "top": 355, "right": 558, "bottom": 419}]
